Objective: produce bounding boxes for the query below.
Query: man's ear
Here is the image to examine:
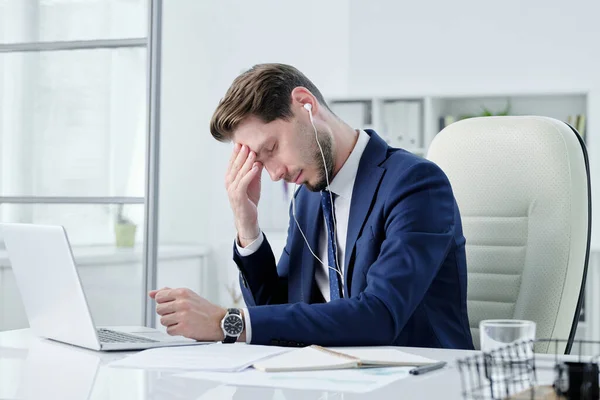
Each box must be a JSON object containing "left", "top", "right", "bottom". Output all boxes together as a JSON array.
[{"left": 291, "top": 86, "right": 318, "bottom": 116}]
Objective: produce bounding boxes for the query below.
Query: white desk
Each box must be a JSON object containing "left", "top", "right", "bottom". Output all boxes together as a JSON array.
[{"left": 0, "top": 329, "right": 569, "bottom": 400}]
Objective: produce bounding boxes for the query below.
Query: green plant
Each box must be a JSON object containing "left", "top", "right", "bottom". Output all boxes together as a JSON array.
[
  {"left": 115, "top": 204, "right": 134, "bottom": 225},
  {"left": 459, "top": 101, "right": 511, "bottom": 120}
]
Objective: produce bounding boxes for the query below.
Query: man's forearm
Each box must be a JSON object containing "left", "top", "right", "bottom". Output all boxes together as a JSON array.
[
  {"left": 246, "top": 294, "right": 397, "bottom": 347},
  {"left": 234, "top": 234, "right": 288, "bottom": 306}
]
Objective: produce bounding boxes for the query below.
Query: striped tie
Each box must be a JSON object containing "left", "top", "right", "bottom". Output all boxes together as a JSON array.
[{"left": 321, "top": 190, "right": 342, "bottom": 300}]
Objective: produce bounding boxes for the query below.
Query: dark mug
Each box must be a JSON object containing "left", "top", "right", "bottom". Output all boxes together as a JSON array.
[{"left": 554, "top": 361, "right": 599, "bottom": 399}]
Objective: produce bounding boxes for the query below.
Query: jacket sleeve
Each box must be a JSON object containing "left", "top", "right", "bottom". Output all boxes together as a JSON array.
[
  {"left": 246, "top": 162, "right": 457, "bottom": 346},
  {"left": 233, "top": 204, "right": 296, "bottom": 306}
]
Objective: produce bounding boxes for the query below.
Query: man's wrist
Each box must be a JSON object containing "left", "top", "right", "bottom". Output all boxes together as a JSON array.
[
  {"left": 217, "top": 307, "right": 246, "bottom": 342},
  {"left": 237, "top": 309, "right": 247, "bottom": 342},
  {"left": 216, "top": 308, "right": 227, "bottom": 341},
  {"left": 238, "top": 228, "right": 261, "bottom": 248}
]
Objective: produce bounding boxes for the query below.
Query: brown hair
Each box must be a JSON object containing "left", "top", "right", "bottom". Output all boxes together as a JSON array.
[{"left": 210, "top": 63, "right": 328, "bottom": 142}]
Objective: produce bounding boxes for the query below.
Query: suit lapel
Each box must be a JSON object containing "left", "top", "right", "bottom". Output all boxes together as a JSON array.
[{"left": 343, "top": 131, "right": 387, "bottom": 293}]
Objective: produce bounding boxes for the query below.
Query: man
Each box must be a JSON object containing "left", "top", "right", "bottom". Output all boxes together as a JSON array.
[{"left": 150, "top": 63, "right": 474, "bottom": 349}]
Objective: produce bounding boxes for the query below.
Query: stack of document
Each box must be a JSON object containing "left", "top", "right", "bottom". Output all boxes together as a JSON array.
[
  {"left": 110, "top": 343, "right": 438, "bottom": 373},
  {"left": 109, "top": 343, "right": 289, "bottom": 372},
  {"left": 109, "top": 344, "right": 442, "bottom": 393},
  {"left": 252, "top": 345, "right": 438, "bottom": 372}
]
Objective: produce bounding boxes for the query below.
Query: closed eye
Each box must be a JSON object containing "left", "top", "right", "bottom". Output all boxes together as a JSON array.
[{"left": 257, "top": 142, "right": 277, "bottom": 162}]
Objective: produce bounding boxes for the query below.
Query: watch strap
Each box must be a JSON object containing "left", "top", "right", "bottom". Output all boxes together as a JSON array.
[{"left": 223, "top": 333, "right": 237, "bottom": 343}]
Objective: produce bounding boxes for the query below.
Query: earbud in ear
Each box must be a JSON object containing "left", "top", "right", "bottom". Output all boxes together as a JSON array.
[{"left": 303, "top": 103, "right": 312, "bottom": 111}]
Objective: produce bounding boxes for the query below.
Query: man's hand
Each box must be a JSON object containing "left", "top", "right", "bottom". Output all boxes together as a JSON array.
[
  {"left": 226, "top": 143, "right": 263, "bottom": 247},
  {"left": 149, "top": 287, "right": 245, "bottom": 342}
]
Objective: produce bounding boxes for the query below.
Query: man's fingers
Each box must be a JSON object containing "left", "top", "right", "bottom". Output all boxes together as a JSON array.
[
  {"left": 156, "top": 300, "right": 178, "bottom": 316},
  {"left": 228, "top": 144, "right": 247, "bottom": 179},
  {"left": 226, "top": 143, "right": 241, "bottom": 176},
  {"left": 166, "top": 324, "right": 181, "bottom": 336},
  {"left": 160, "top": 313, "right": 179, "bottom": 327},
  {"left": 154, "top": 288, "right": 178, "bottom": 304},
  {"left": 232, "top": 150, "right": 257, "bottom": 189},
  {"left": 237, "top": 162, "right": 262, "bottom": 192},
  {"left": 227, "top": 145, "right": 250, "bottom": 185},
  {"left": 149, "top": 286, "right": 171, "bottom": 299}
]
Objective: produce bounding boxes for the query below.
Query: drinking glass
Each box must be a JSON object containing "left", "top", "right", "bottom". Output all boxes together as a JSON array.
[{"left": 480, "top": 320, "right": 536, "bottom": 395}]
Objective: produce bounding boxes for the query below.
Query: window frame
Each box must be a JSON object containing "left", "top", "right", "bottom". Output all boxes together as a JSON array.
[{"left": 0, "top": 0, "right": 162, "bottom": 328}]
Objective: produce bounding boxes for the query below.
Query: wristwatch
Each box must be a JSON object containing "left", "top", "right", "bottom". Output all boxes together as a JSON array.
[{"left": 221, "top": 308, "right": 244, "bottom": 343}]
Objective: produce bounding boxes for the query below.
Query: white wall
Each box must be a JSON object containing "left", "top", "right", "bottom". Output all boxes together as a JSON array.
[
  {"left": 159, "top": 0, "right": 350, "bottom": 303},
  {"left": 347, "top": 0, "right": 600, "bottom": 94},
  {"left": 347, "top": 0, "right": 600, "bottom": 247}
]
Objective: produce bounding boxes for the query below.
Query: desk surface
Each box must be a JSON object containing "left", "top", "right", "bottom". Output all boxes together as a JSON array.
[{"left": 0, "top": 329, "right": 565, "bottom": 400}]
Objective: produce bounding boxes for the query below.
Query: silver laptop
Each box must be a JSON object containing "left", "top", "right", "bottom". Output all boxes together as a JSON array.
[{"left": 1, "top": 222, "right": 199, "bottom": 351}]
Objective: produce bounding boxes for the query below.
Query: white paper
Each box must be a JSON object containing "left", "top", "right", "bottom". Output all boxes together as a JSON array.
[
  {"left": 333, "top": 347, "right": 438, "bottom": 366},
  {"left": 175, "top": 366, "right": 413, "bottom": 393},
  {"left": 108, "top": 343, "right": 290, "bottom": 372},
  {"left": 253, "top": 346, "right": 358, "bottom": 372}
]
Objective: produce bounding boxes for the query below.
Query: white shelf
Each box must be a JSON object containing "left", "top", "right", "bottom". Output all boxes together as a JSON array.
[
  {"left": 328, "top": 92, "right": 588, "bottom": 154},
  {"left": 0, "top": 243, "right": 210, "bottom": 269}
]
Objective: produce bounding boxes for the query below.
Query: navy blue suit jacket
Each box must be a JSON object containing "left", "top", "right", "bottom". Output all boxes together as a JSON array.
[{"left": 234, "top": 130, "right": 474, "bottom": 349}]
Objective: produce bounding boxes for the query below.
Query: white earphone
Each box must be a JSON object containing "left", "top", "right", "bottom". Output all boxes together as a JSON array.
[{"left": 291, "top": 103, "right": 343, "bottom": 281}]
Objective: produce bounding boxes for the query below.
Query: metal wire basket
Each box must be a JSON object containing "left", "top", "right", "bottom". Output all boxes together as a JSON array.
[{"left": 456, "top": 339, "right": 600, "bottom": 399}]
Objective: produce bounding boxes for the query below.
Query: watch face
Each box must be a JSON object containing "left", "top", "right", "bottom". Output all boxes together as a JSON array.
[{"left": 224, "top": 314, "right": 243, "bottom": 336}]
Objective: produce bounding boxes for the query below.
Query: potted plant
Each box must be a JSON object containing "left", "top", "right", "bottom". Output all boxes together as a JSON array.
[{"left": 114, "top": 204, "right": 137, "bottom": 248}]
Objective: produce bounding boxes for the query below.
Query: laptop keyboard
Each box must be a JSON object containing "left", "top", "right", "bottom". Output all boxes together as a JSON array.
[{"left": 97, "top": 328, "right": 159, "bottom": 344}]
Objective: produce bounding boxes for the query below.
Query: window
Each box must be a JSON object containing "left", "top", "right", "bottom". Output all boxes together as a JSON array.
[{"left": 0, "top": 0, "right": 152, "bottom": 331}]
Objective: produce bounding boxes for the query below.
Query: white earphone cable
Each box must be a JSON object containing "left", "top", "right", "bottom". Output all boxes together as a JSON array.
[
  {"left": 308, "top": 109, "right": 342, "bottom": 276},
  {"left": 291, "top": 106, "right": 343, "bottom": 280}
]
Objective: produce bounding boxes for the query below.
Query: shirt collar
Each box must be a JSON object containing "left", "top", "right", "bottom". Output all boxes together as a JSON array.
[{"left": 327, "top": 130, "right": 371, "bottom": 200}]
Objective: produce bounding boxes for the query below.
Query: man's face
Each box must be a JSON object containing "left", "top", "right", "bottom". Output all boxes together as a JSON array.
[{"left": 233, "top": 113, "right": 334, "bottom": 192}]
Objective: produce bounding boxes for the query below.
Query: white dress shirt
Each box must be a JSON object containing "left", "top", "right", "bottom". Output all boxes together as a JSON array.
[{"left": 236, "top": 130, "right": 371, "bottom": 342}]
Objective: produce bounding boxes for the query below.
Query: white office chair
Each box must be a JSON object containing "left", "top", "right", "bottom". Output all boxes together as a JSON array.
[{"left": 427, "top": 116, "right": 591, "bottom": 354}]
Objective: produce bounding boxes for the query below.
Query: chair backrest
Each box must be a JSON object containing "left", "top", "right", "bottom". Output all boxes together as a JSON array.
[{"left": 427, "top": 116, "right": 591, "bottom": 354}]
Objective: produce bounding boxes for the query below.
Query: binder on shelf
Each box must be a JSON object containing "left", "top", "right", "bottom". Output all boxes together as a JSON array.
[
  {"left": 567, "top": 114, "right": 586, "bottom": 140},
  {"left": 382, "top": 100, "right": 422, "bottom": 149},
  {"left": 406, "top": 102, "right": 422, "bottom": 148},
  {"left": 382, "top": 100, "right": 408, "bottom": 148},
  {"left": 575, "top": 114, "right": 586, "bottom": 139},
  {"left": 439, "top": 115, "right": 455, "bottom": 132}
]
